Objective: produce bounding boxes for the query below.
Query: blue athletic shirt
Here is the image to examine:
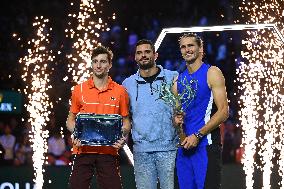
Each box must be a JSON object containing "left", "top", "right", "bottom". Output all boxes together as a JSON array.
[{"left": 177, "top": 63, "right": 220, "bottom": 146}]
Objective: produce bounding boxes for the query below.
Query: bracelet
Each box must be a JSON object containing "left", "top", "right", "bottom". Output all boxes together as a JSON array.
[{"left": 194, "top": 131, "right": 204, "bottom": 140}]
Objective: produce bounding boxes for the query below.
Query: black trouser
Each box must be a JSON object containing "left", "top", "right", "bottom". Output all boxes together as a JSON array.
[
  {"left": 204, "top": 144, "right": 222, "bottom": 189},
  {"left": 69, "top": 154, "right": 122, "bottom": 189}
]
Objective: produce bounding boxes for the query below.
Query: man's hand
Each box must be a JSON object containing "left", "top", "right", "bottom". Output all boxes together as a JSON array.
[
  {"left": 181, "top": 134, "right": 199, "bottom": 149},
  {"left": 112, "top": 136, "right": 127, "bottom": 149},
  {"left": 71, "top": 134, "right": 81, "bottom": 147}
]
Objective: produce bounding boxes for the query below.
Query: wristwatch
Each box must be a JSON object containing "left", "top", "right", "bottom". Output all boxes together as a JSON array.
[{"left": 194, "top": 131, "right": 204, "bottom": 140}]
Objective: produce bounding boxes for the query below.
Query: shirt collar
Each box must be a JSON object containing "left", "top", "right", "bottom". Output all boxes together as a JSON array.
[
  {"left": 136, "top": 65, "right": 165, "bottom": 81},
  {"left": 87, "top": 76, "right": 114, "bottom": 91}
]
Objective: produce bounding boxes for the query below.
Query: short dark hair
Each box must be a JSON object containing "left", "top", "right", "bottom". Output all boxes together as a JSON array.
[
  {"left": 135, "top": 39, "right": 155, "bottom": 52},
  {"left": 179, "top": 33, "right": 203, "bottom": 47},
  {"left": 91, "top": 45, "right": 113, "bottom": 62}
]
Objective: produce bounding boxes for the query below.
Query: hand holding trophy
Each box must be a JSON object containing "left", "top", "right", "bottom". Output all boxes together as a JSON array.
[{"left": 156, "top": 77, "right": 198, "bottom": 146}]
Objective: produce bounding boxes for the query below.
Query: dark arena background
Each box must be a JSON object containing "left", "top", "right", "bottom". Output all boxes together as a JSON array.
[{"left": 0, "top": 0, "right": 284, "bottom": 188}]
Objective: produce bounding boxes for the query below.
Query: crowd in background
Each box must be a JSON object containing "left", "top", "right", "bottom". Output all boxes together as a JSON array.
[
  {"left": 0, "top": 115, "right": 73, "bottom": 166},
  {"left": 0, "top": 0, "right": 243, "bottom": 166}
]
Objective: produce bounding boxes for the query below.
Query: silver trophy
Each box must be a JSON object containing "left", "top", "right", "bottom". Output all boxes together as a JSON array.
[{"left": 73, "top": 113, "right": 123, "bottom": 146}]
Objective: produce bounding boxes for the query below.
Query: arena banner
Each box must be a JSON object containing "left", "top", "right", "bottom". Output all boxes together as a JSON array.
[{"left": 0, "top": 90, "right": 22, "bottom": 114}]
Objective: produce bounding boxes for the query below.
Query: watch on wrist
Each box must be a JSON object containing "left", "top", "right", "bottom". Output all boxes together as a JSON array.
[{"left": 194, "top": 131, "right": 204, "bottom": 140}]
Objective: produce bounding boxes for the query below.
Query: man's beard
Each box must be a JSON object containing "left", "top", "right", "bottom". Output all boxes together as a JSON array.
[
  {"left": 138, "top": 60, "right": 155, "bottom": 70},
  {"left": 186, "top": 59, "right": 195, "bottom": 65},
  {"left": 184, "top": 52, "right": 201, "bottom": 64}
]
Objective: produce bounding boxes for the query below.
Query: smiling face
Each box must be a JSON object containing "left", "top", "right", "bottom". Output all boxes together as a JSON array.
[
  {"left": 135, "top": 44, "right": 157, "bottom": 70},
  {"left": 179, "top": 36, "right": 203, "bottom": 64},
  {"left": 91, "top": 53, "right": 112, "bottom": 79}
]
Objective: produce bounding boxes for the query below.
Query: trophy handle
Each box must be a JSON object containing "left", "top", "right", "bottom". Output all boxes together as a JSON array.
[{"left": 176, "top": 123, "right": 186, "bottom": 147}]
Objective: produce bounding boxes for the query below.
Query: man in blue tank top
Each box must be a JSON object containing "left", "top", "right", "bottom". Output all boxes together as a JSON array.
[{"left": 173, "top": 33, "right": 229, "bottom": 189}]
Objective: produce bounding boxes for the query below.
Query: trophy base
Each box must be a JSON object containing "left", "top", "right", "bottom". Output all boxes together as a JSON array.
[
  {"left": 176, "top": 132, "right": 187, "bottom": 147},
  {"left": 80, "top": 140, "right": 116, "bottom": 146}
]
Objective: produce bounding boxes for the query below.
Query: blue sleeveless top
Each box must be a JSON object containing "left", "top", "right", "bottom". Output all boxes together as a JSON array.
[{"left": 177, "top": 63, "right": 220, "bottom": 146}]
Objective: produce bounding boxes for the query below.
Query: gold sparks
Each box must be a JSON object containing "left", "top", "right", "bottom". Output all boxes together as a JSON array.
[
  {"left": 19, "top": 16, "right": 53, "bottom": 188},
  {"left": 65, "top": 0, "right": 111, "bottom": 83},
  {"left": 238, "top": 1, "right": 284, "bottom": 188}
]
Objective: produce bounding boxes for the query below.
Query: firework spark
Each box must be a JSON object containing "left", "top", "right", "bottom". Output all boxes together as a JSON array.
[
  {"left": 238, "top": 1, "right": 284, "bottom": 188},
  {"left": 18, "top": 16, "right": 53, "bottom": 188},
  {"left": 65, "top": 0, "right": 110, "bottom": 83}
]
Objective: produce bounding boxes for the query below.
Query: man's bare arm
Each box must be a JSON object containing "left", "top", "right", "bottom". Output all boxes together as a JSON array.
[
  {"left": 66, "top": 112, "right": 76, "bottom": 133},
  {"left": 199, "top": 66, "right": 229, "bottom": 135},
  {"left": 66, "top": 112, "right": 82, "bottom": 146},
  {"left": 122, "top": 115, "right": 131, "bottom": 137}
]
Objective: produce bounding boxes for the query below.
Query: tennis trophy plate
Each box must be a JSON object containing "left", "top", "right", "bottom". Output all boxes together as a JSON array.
[{"left": 73, "top": 113, "right": 123, "bottom": 146}]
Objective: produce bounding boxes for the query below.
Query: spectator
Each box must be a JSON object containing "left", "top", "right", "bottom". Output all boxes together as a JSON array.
[
  {"left": 222, "top": 120, "right": 237, "bottom": 163},
  {"left": 0, "top": 143, "right": 5, "bottom": 166},
  {"left": 47, "top": 130, "right": 66, "bottom": 165},
  {"left": 0, "top": 125, "right": 16, "bottom": 165},
  {"left": 14, "top": 133, "right": 32, "bottom": 166}
]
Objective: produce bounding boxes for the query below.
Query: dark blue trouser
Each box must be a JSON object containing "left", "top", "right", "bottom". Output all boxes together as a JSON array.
[{"left": 176, "top": 144, "right": 222, "bottom": 189}]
